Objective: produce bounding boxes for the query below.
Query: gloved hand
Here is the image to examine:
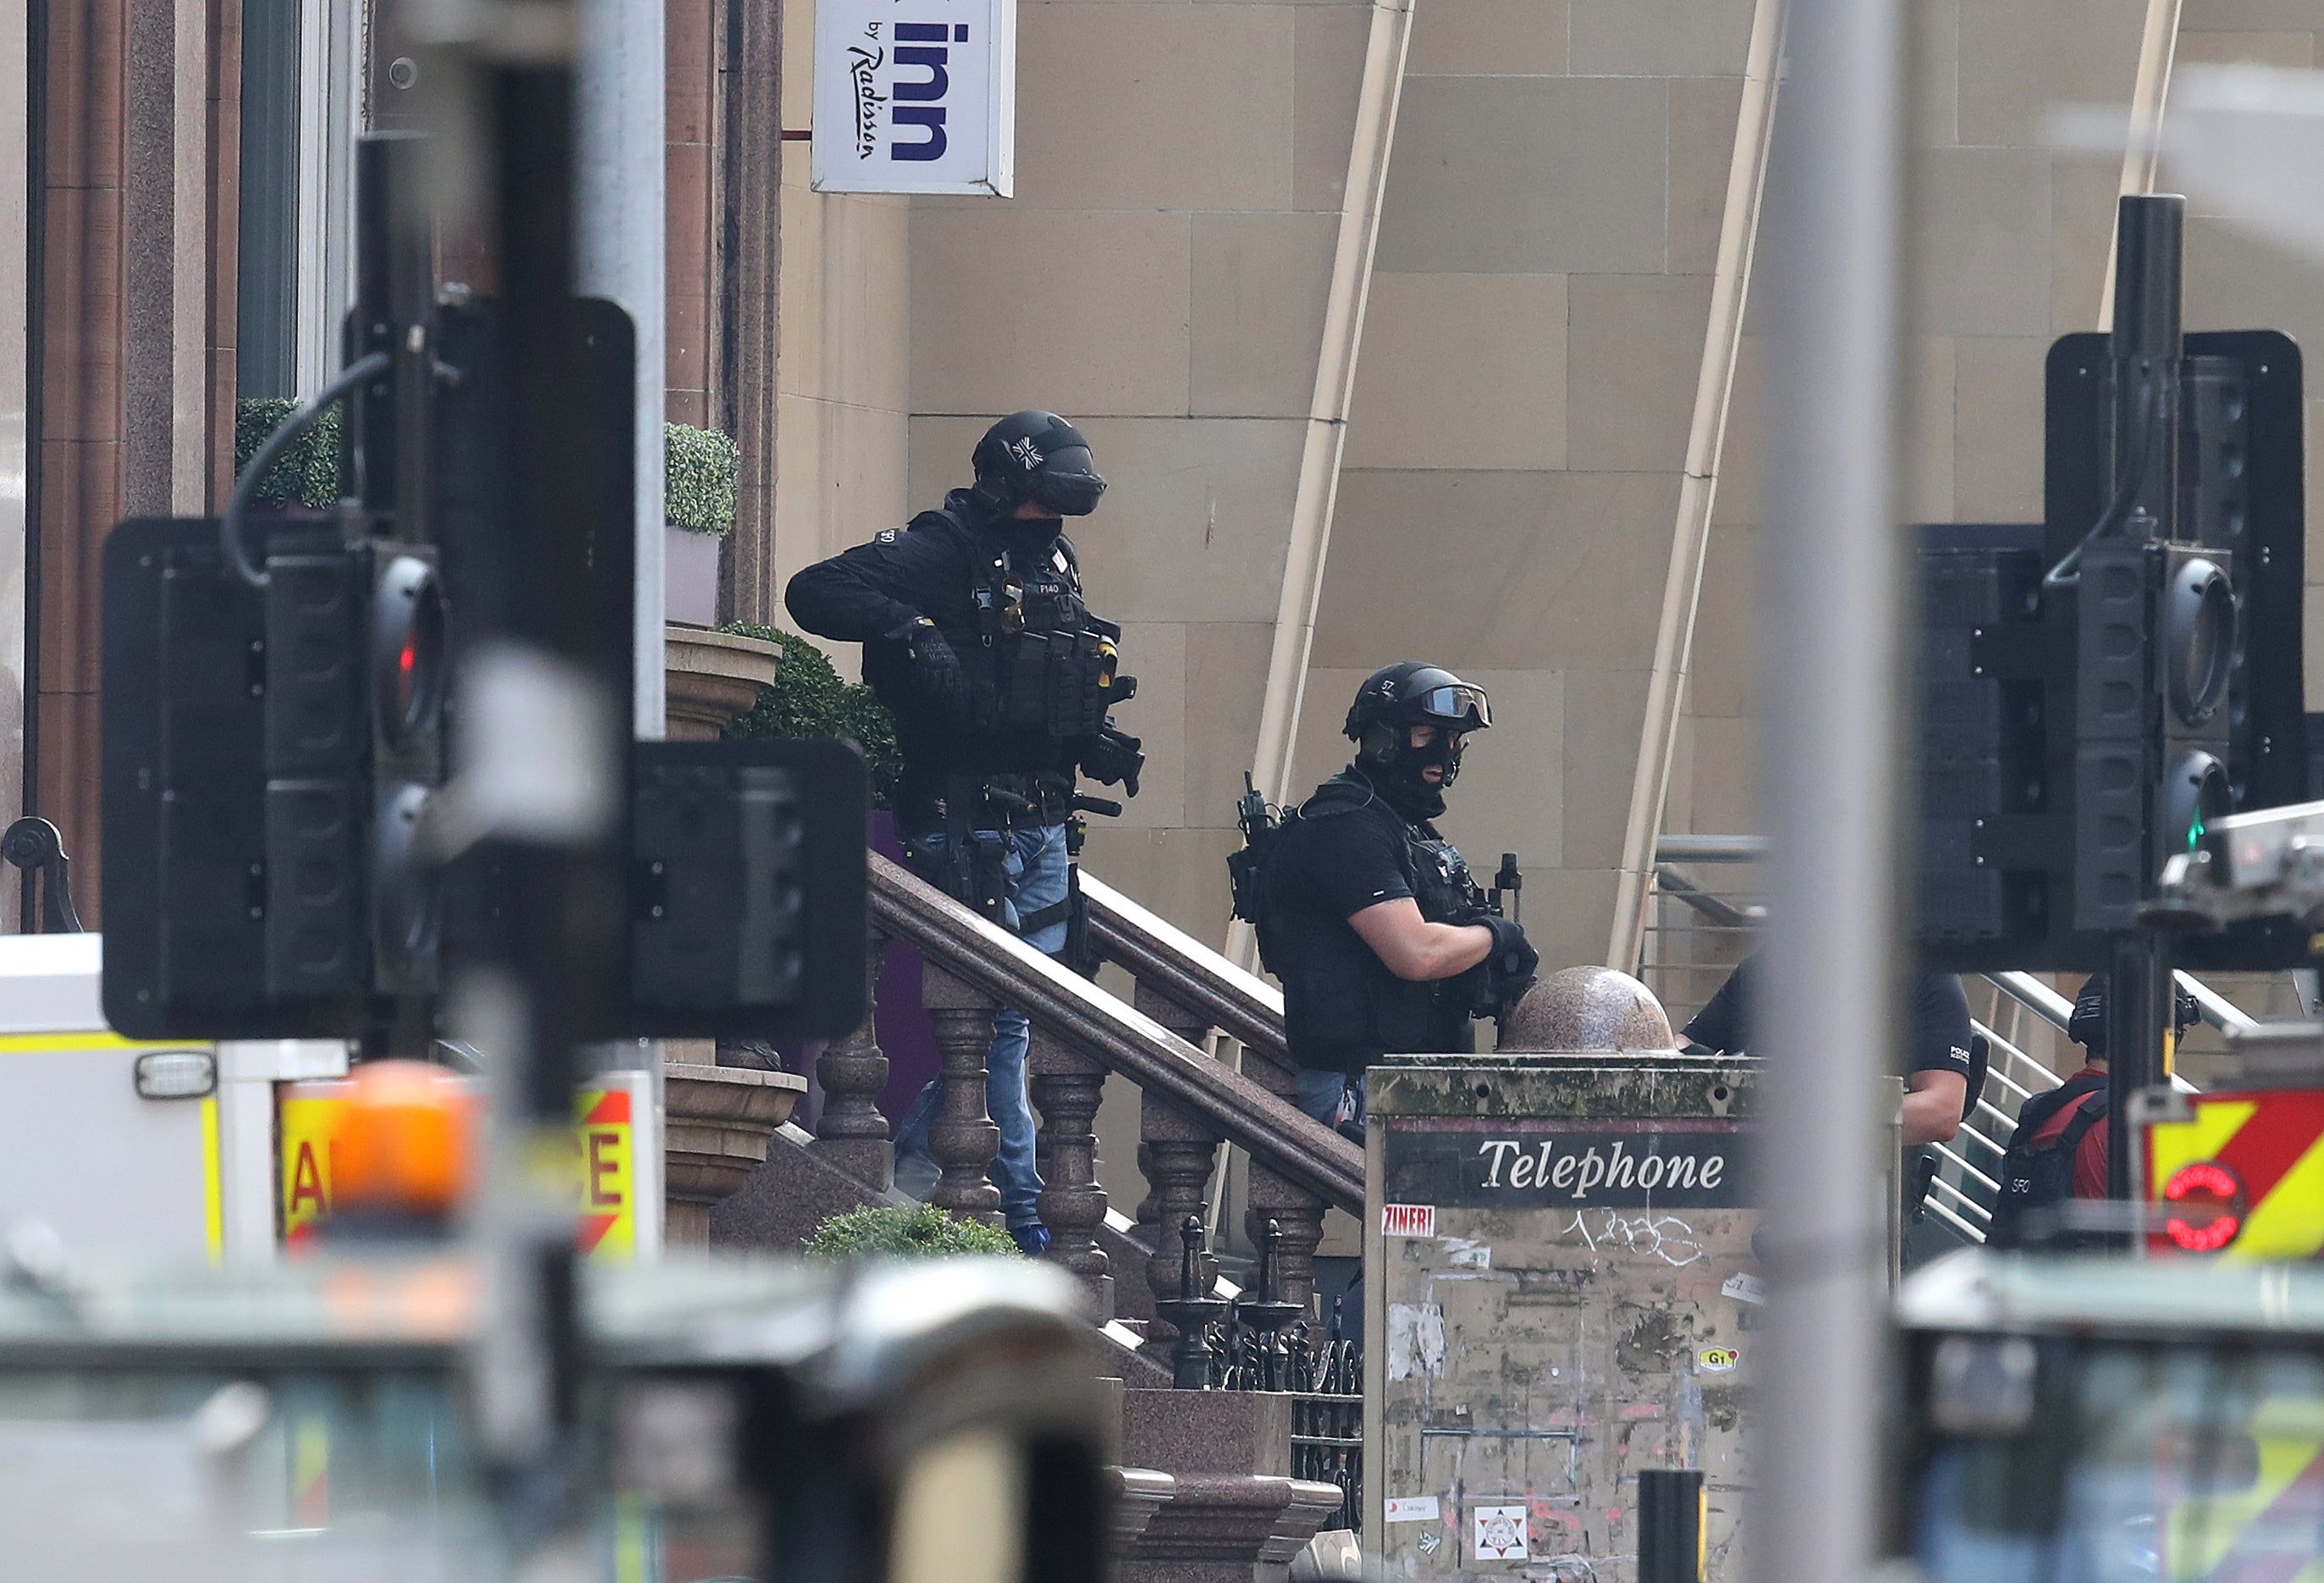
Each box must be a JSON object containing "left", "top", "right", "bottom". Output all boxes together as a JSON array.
[
  {"left": 886, "top": 616, "right": 970, "bottom": 718},
  {"left": 1080, "top": 724, "right": 1145, "bottom": 797},
  {"left": 1457, "top": 910, "right": 1539, "bottom": 1013}
]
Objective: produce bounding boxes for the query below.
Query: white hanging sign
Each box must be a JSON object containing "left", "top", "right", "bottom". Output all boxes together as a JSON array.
[{"left": 811, "top": 0, "right": 1016, "bottom": 196}]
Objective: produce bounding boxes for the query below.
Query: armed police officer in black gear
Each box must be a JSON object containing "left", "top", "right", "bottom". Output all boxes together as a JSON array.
[
  {"left": 1233, "top": 664, "right": 1539, "bottom": 1133},
  {"left": 785, "top": 411, "right": 1144, "bottom": 1255}
]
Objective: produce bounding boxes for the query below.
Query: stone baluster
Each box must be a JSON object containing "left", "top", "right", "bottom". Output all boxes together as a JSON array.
[
  {"left": 1135, "top": 982, "right": 1223, "bottom": 1366},
  {"left": 1233, "top": 1044, "right": 1326, "bottom": 1321},
  {"left": 1028, "top": 1028, "right": 1110, "bottom": 1315},
  {"left": 921, "top": 964, "right": 1004, "bottom": 1224},
  {"left": 807, "top": 925, "right": 893, "bottom": 1191}
]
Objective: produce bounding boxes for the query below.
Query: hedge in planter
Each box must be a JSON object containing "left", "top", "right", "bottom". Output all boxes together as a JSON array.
[
  {"left": 235, "top": 405, "right": 742, "bottom": 536},
  {"left": 666, "top": 422, "right": 739, "bottom": 537},
  {"left": 804, "top": 1203, "right": 1020, "bottom": 1259},
  {"left": 234, "top": 397, "right": 344, "bottom": 509},
  {"left": 720, "top": 623, "right": 901, "bottom": 807}
]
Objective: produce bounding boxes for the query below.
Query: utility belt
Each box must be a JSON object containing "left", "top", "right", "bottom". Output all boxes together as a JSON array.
[{"left": 900, "top": 774, "right": 1115, "bottom": 974}]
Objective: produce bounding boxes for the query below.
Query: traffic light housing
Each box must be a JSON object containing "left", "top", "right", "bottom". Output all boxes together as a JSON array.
[
  {"left": 101, "top": 521, "right": 868, "bottom": 1041},
  {"left": 2072, "top": 539, "right": 2234, "bottom": 933},
  {"left": 260, "top": 532, "right": 449, "bottom": 1004},
  {"left": 1915, "top": 329, "right": 2306, "bottom": 973}
]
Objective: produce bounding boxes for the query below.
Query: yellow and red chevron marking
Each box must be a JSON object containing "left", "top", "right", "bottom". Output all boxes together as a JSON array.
[
  {"left": 2146, "top": 1089, "right": 2324, "bottom": 1263},
  {"left": 574, "top": 1084, "right": 636, "bottom": 1260},
  {"left": 278, "top": 1078, "right": 639, "bottom": 1260}
]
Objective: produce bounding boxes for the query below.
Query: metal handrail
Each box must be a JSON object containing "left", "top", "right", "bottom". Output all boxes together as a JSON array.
[
  {"left": 867, "top": 852, "right": 1363, "bottom": 1213},
  {"left": 1654, "top": 834, "right": 1767, "bottom": 863}
]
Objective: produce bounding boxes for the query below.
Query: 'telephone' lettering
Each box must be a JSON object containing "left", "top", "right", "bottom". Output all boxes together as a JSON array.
[{"left": 1477, "top": 1137, "right": 1729, "bottom": 1202}]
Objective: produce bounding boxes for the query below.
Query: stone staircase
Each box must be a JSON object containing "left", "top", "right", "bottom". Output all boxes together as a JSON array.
[{"left": 686, "top": 853, "right": 1352, "bottom": 1580}]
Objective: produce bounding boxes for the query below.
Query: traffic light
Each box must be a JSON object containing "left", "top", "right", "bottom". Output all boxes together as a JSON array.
[
  {"left": 102, "top": 132, "right": 867, "bottom": 1046},
  {"left": 1914, "top": 526, "right": 2059, "bottom": 953},
  {"left": 260, "top": 532, "right": 448, "bottom": 1001},
  {"left": 102, "top": 522, "right": 867, "bottom": 1042},
  {"left": 1916, "top": 199, "right": 2306, "bottom": 974},
  {"left": 2071, "top": 538, "right": 2235, "bottom": 931}
]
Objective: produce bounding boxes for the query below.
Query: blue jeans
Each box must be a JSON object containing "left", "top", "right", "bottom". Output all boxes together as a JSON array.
[
  {"left": 1296, "top": 1069, "right": 1366, "bottom": 1129},
  {"left": 894, "top": 823, "right": 1069, "bottom": 1231}
]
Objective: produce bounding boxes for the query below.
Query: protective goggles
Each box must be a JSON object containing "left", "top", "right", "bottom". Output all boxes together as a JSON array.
[
  {"left": 1027, "top": 446, "right": 1106, "bottom": 516},
  {"left": 1408, "top": 684, "right": 1491, "bottom": 732}
]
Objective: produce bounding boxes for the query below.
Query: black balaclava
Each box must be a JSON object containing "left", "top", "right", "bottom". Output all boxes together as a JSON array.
[
  {"left": 994, "top": 512, "right": 1066, "bottom": 563},
  {"left": 1359, "top": 731, "right": 1461, "bottom": 824}
]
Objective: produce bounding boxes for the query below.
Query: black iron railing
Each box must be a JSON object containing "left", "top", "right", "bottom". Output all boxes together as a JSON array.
[{"left": 1159, "top": 1215, "right": 1366, "bottom": 1533}]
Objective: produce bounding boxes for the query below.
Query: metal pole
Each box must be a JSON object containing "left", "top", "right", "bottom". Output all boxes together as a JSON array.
[
  {"left": 575, "top": 0, "right": 667, "bottom": 1244},
  {"left": 576, "top": 0, "right": 665, "bottom": 741},
  {"left": 1756, "top": 5, "right": 1903, "bottom": 1583},
  {"left": 2102, "top": 193, "right": 2185, "bottom": 1202}
]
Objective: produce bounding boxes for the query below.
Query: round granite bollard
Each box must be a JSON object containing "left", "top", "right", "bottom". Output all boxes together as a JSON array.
[{"left": 1497, "top": 965, "right": 1676, "bottom": 1052}]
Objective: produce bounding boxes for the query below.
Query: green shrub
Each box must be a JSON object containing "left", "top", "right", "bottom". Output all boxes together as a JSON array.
[
  {"left": 804, "top": 1203, "right": 1020, "bottom": 1260},
  {"left": 234, "top": 397, "right": 344, "bottom": 509},
  {"left": 720, "top": 623, "right": 900, "bottom": 807},
  {"left": 666, "top": 423, "right": 740, "bottom": 536},
  {"left": 234, "top": 402, "right": 741, "bottom": 535}
]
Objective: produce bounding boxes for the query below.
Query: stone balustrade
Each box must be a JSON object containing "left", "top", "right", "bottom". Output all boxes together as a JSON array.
[{"left": 851, "top": 852, "right": 1357, "bottom": 1344}]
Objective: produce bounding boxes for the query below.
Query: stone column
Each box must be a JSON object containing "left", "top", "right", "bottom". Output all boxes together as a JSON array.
[
  {"left": 921, "top": 964, "right": 1002, "bottom": 1225},
  {"left": 663, "top": 1062, "right": 805, "bottom": 1247},
  {"left": 1236, "top": 1045, "right": 1326, "bottom": 1321},
  {"left": 808, "top": 924, "right": 894, "bottom": 1191},
  {"left": 1132, "top": 982, "right": 1223, "bottom": 1363},
  {"left": 1028, "top": 1027, "right": 1110, "bottom": 1315}
]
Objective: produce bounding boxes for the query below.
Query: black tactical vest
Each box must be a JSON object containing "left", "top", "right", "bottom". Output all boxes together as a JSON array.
[
  {"left": 956, "top": 531, "right": 1125, "bottom": 739},
  {"left": 1256, "top": 778, "right": 1481, "bottom": 1069}
]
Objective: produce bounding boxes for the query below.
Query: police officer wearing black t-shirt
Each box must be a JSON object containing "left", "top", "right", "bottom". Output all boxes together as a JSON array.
[
  {"left": 1680, "top": 956, "right": 1974, "bottom": 1145},
  {"left": 785, "top": 411, "right": 1145, "bottom": 1254},
  {"left": 1253, "top": 664, "right": 1539, "bottom": 1130}
]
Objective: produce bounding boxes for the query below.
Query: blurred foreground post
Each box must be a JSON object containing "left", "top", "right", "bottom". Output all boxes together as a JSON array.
[{"left": 1755, "top": 2, "right": 1906, "bottom": 1583}]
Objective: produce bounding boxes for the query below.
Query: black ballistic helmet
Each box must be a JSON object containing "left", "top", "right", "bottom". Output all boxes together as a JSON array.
[
  {"left": 1346, "top": 662, "right": 1492, "bottom": 784},
  {"left": 972, "top": 411, "right": 1108, "bottom": 516}
]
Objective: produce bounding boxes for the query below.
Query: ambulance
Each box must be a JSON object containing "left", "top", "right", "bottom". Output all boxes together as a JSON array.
[{"left": 0, "top": 933, "right": 656, "bottom": 1263}]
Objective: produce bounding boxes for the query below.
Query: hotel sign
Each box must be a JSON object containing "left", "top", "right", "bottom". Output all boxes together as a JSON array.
[{"left": 812, "top": 0, "right": 1016, "bottom": 195}]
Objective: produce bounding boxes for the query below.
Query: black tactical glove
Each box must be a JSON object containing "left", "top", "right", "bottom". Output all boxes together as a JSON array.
[
  {"left": 1080, "top": 724, "right": 1145, "bottom": 797},
  {"left": 886, "top": 616, "right": 971, "bottom": 718},
  {"left": 1456, "top": 910, "right": 1539, "bottom": 1016}
]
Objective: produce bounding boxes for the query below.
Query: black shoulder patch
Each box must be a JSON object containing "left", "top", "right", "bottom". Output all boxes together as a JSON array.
[{"left": 874, "top": 527, "right": 900, "bottom": 544}]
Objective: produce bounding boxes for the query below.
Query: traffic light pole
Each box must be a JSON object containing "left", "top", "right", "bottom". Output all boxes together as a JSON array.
[{"left": 2100, "top": 195, "right": 2184, "bottom": 1204}]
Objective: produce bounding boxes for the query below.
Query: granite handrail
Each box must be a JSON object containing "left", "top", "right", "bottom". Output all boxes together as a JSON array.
[
  {"left": 1079, "top": 872, "right": 1289, "bottom": 1066},
  {"left": 866, "top": 852, "right": 1363, "bottom": 1214}
]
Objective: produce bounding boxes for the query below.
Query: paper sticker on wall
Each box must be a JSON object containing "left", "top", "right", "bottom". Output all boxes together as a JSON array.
[
  {"left": 1722, "top": 1271, "right": 1766, "bottom": 1305},
  {"left": 1698, "top": 1347, "right": 1739, "bottom": 1374},
  {"left": 1386, "top": 1302, "right": 1447, "bottom": 1381},
  {"left": 1473, "top": 1504, "right": 1529, "bottom": 1560},
  {"left": 1382, "top": 1203, "right": 1436, "bottom": 1238},
  {"left": 1418, "top": 1531, "right": 1443, "bottom": 1557},
  {"left": 1442, "top": 1238, "right": 1492, "bottom": 1270},
  {"left": 1385, "top": 1495, "right": 1440, "bottom": 1523}
]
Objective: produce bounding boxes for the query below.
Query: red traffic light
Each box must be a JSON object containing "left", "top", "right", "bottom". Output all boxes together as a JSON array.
[
  {"left": 2162, "top": 1160, "right": 2244, "bottom": 1252},
  {"left": 372, "top": 554, "right": 446, "bottom": 751}
]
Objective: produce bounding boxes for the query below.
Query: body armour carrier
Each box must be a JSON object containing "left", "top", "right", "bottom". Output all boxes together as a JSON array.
[
  {"left": 1236, "top": 775, "right": 1489, "bottom": 1067},
  {"left": 958, "top": 517, "right": 1136, "bottom": 739}
]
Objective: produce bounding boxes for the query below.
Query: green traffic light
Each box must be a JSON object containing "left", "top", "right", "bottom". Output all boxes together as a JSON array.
[{"left": 2189, "top": 809, "right": 2206, "bottom": 852}]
